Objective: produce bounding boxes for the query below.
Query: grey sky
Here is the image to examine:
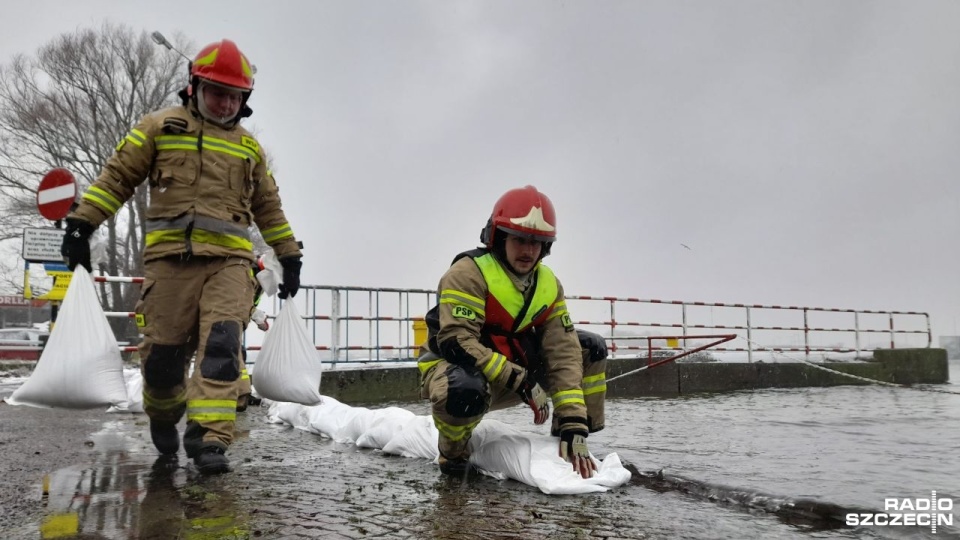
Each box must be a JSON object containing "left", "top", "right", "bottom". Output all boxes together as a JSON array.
[{"left": 4, "top": 1, "right": 959, "bottom": 340}]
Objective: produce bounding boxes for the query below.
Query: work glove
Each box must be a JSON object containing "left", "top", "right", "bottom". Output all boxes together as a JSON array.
[
  {"left": 516, "top": 378, "right": 550, "bottom": 425},
  {"left": 277, "top": 256, "right": 302, "bottom": 299},
  {"left": 60, "top": 218, "right": 95, "bottom": 272},
  {"left": 251, "top": 309, "right": 270, "bottom": 332},
  {"left": 577, "top": 329, "right": 608, "bottom": 362},
  {"left": 559, "top": 430, "right": 597, "bottom": 479}
]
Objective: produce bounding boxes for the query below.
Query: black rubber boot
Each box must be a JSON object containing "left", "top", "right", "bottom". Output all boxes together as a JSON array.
[
  {"left": 150, "top": 421, "right": 179, "bottom": 455},
  {"left": 438, "top": 456, "right": 480, "bottom": 479},
  {"left": 194, "top": 446, "right": 230, "bottom": 475},
  {"left": 236, "top": 394, "right": 249, "bottom": 412}
]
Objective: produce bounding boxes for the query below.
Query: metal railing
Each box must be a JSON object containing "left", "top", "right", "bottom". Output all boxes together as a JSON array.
[
  {"left": 47, "top": 277, "right": 931, "bottom": 366},
  {"left": 563, "top": 295, "right": 931, "bottom": 362}
]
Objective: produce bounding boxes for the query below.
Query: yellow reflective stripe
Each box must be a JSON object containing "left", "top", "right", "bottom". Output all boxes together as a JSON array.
[
  {"left": 155, "top": 134, "right": 197, "bottom": 151},
  {"left": 418, "top": 358, "right": 442, "bottom": 375},
  {"left": 240, "top": 369, "right": 250, "bottom": 381},
  {"left": 551, "top": 389, "right": 585, "bottom": 408},
  {"left": 142, "top": 389, "right": 186, "bottom": 411},
  {"left": 145, "top": 229, "right": 253, "bottom": 251},
  {"left": 188, "top": 399, "right": 236, "bottom": 409},
  {"left": 547, "top": 301, "right": 568, "bottom": 321},
  {"left": 155, "top": 135, "right": 261, "bottom": 162},
  {"left": 187, "top": 399, "right": 237, "bottom": 422},
  {"left": 124, "top": 128, "right": 146, "bottom": 147},
  {"left": 481, "top": 352, "right": 507, "bottom": 381},
  {"left": 145, "top": 229, "right": 183, "bottom": 246},
  {"left": 433, "top": 416, "right": 482, "bottom": 441},
  {"left": 82, "top": 186, "right": 123, "bottom": 214},
  {"left": 261, "top": 223, "right": 293, "bottom": 243},
  {"left": 191, "top": 229, "right": 254, "bottom": 251},
  {"left": 582, "top": 373, "right": 606, "bottom": 396},
  {"left": 204, "top": 136, "right": 260, "bottom": 162},
  {"left": 188, "top": 412, "right": 237, "bottom": 422},
  {"left": 439, "top": 290, "right": 485, "bottom": 314}
]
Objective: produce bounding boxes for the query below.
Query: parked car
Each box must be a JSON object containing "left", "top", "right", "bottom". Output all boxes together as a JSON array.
[{"left": 0, "top": 327, "right": 49, "bottom": 360}]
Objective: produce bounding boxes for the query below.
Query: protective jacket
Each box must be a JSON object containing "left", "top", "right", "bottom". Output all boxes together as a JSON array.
[
  {"left": 427, "top": 249, "right": 588, "bottom": 433},
  {"left": 69, "top": 103, "right": 300, "bottom": 262}
]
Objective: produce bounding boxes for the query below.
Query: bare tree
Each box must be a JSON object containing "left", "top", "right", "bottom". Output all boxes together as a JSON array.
[{"left": 0, "top": 23, "right": 190, "bottom": 340}]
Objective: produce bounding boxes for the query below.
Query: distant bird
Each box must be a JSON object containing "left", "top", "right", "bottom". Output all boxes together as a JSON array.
[{"left": 680, "top": 243, "right": 691, "bottom": 250}]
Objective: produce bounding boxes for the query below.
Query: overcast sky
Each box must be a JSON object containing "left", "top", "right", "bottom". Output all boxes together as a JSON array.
[{"left": 4, "top": 1, "right": 959, "bottom": 342}]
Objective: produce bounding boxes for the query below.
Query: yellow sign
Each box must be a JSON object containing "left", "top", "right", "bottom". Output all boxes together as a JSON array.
[
  {"left": 38, "top": 270, "right": 73, "bottom": 301},
  {"left": 666, "top": 338, "right": 680, "bottom": 348}
]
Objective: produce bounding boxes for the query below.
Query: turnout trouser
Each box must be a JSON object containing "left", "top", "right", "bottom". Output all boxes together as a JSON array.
[
  {"left": 136, "top": 256, "right": 256, "bottom": 453},
  {"left": 420, "top": 347, "right": 607, "bottom": 461}
]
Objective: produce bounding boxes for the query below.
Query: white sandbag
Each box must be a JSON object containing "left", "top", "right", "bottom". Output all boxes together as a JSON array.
[
  {"left": 106, "top": 368, "right": 145, "bottom": 413},
  {"left": 469, "top": 419, "right": 630, "bottom": 494},
  {"left": 265, "top": 397, "right": 631, "bottom": 494},
  {"left": 256, "top": 251, "right": 284, "bottom": 297},
  {"left": 380, "top": 415, "right": 440, "bottom": 459},
  {"left": 252, "top": 301, "right": 322, "bottom": 405},
  {"left": 355, "top": 407, "right": 417, "bottom": 449},
  {"left": 7, "top": 267, "right": 129, "bottom": 409}
]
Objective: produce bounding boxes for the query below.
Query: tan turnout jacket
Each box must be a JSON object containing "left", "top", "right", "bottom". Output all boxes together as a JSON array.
[{"left": 69, "top": 104, "right": 300, "bottom": 262}]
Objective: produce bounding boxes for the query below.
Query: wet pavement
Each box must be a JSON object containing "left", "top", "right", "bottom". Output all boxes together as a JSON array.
[{"left": 0, "top": 400, "right": 654, "bottom": 540}]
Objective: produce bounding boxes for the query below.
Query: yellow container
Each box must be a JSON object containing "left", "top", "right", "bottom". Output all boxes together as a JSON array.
[{"left": 413, "top": 320, "right": 428, "bottom": 350}]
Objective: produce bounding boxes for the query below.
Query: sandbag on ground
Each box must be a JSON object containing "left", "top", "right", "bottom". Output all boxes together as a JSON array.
[{"left": 265, "top": 397, "right": 631, "bottom": 494}]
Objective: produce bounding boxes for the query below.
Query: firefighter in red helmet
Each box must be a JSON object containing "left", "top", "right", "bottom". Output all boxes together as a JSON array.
[
  {"left": 418, "top": 186, "right": 608, "bottom": 479},
  {"left": 61, "top": 38, "right": 303, "bottom": 474}
]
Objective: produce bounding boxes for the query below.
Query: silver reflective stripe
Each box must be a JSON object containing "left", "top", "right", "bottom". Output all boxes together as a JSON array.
[{"left": 145, "top": 216, "right": 251, "bottom": 241}]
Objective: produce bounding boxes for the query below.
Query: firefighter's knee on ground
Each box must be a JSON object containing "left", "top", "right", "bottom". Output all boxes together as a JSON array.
[
  {"left": 200, "top": 321, "right": 242, "bottom": 381},
  {"left": 144, "top": 344, "right": 188, "bottom": 389},
  {"left": 444, "top": 365, "right": 489, "bottom": 418}
]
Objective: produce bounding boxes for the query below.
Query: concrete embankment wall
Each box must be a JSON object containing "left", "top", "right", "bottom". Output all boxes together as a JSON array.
[{"left": 320, "top": 348, "right": 950, "bottom": 405}]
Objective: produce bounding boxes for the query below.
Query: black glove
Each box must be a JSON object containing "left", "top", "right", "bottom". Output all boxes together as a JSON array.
[
  {"left": 60, "top": 218, "right": 95, "bottom": 272},
  {"left": 577, "top": 329, "right": 608, "bottom": 362},
  {"left": 559, "top": 429, "right": 597, "bottom": 479},
  {"left": 277, "top": 256, "right": 302, "bottom": 299}
]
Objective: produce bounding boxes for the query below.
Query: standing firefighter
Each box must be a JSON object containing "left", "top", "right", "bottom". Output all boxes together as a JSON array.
[
  {"left": 60, "top": 38, "right": 303, "bottom": 474},
  {"left": 419, "top": 185, "right": 607, "bottom": 479}
]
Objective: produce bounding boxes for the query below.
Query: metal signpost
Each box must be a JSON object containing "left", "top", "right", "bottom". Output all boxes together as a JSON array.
[{"left": 25, "top": 169, "right": 78, "bottom": 327}]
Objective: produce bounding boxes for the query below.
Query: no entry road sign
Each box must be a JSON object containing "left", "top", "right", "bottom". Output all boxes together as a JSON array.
[{"left": 36, "top": 168, "right": 77, "bottom": 221}]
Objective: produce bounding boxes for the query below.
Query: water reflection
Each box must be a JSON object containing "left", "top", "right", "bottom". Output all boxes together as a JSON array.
[{"left": 38, "top": 421, "right": 249, "bottom": 539}]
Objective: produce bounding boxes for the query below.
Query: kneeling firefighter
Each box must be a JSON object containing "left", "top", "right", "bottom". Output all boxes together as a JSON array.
[{"left": 418, "top": 185, "right": 607, "bottom": 479}]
